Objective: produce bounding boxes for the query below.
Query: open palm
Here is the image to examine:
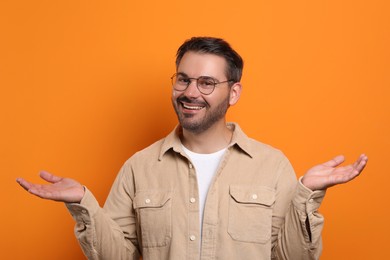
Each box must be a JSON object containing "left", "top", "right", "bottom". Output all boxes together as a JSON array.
[
  {"left": 16, "top": 171, "right": 85, "bottom": 203},
  {"left": 302, "top": 154, "right": 368, "bottom": 191}
]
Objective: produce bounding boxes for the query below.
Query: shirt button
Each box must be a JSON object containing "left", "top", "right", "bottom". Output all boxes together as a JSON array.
[
  {"left": 190, "top": 197, "right": 196, "bottom": 203},
  {"left": 189, "top": 163, "right": 193, "bottom": 169},
  {"left": 145, "top": 198, "right": 151, "bottom": 204},
  {"left": 309, "top": 199, "right": 314, "bottom": 203},
  {"left": 189, "top": 235, "right": 196, "bottom": 241},
  {"left": 81, "top": 209, "right": 87, "bottom": 214},
  {"left": 251, "top": 194, "right": 258, "bottom": 200}
]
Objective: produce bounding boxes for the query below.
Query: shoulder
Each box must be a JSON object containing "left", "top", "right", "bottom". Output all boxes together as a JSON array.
[
  {"left": 231, "top": 122, "right": 288, "bottom": 162},
  {"left": 249, "top": 137, "right": 286, "bottom": 158},
  {"left": 126, "top": 137, "right": 166, "bottom": 164}
]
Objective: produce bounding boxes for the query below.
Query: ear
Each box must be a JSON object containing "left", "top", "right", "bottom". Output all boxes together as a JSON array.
[{"left": 229, "top": 82, "right": 242, "bottom": 106}]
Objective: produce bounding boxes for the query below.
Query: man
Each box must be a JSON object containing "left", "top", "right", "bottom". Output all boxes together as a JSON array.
[{"left": 17, "top": 37, "right": 367, "bottom": 260}]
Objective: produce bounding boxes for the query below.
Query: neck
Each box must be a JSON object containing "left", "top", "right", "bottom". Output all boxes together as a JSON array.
[{"left": 181, "top": 121, "right": 233, "bottom": 154}]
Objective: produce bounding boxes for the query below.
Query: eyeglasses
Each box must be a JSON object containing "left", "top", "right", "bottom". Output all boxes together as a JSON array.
[{"left": 171, "top": 73, "right": 234, "bottom": 95}]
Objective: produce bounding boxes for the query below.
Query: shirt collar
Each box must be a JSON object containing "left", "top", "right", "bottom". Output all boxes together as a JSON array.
[{"left": 158, "top": 123, "right": 254, "bottom": 161}]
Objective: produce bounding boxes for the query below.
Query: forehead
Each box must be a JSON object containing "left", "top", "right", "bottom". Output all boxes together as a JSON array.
[{"left": 177, "top": 52, "right": 227, "bottom": 78}]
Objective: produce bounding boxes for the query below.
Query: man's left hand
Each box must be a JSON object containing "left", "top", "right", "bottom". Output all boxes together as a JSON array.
[{"left": 302, "top": 154, "right": 368, "bottom": 191}]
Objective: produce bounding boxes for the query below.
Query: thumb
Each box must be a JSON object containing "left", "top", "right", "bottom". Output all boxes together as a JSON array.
[
  {"left": 39, "top": 171, "right": 63, "bottom": 184},
  {"left": 322, "top": 155, "right": 345, "bottom": 167}
]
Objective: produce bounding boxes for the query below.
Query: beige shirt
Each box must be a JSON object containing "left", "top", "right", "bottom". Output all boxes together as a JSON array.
[{"left": 67, "top": 123, "right": 325, "bottom": 260}]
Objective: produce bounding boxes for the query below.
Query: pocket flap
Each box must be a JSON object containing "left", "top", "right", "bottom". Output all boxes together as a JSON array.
[
  {"left": 229, "top": 185, "right": 275, "bottom": 206},
  {"left": 133, "top": 190, "right": 172, "bottom": 209}
]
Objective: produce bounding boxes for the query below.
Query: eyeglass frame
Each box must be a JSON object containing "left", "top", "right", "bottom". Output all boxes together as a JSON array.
[{"left": 171, "top": 73, "right": 235, "bottom": 95}]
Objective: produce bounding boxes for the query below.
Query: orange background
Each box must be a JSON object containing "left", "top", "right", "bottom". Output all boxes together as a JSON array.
[{"left": 1, "top": 1, "right": 389, "bottom": 259}]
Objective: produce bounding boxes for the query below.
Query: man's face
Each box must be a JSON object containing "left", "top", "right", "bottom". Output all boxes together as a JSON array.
[{"left": 171, "top": 51, "right": 232, "bottom": 134}]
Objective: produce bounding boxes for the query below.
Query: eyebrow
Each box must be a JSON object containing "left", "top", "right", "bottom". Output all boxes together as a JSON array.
[
  {"left": 176, "top": 72, "right": 219, "bottom": 82},
  {"left": 176, "top": 72, "right": 189, "bottom": 77}
]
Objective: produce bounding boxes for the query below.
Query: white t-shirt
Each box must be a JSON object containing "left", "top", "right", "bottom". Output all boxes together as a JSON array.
[{"left": 182, "top": 145, "right": 227, "bottom": 234}]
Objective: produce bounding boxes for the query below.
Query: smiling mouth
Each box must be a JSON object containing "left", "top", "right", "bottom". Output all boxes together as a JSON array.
[{"left": 182, "top": 102, "right": 205, "bottom": 110}]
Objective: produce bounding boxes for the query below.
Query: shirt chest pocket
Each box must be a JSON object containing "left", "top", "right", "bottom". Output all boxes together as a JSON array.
[
  {"left": 133, "top": 190, "right": 172, "bottom": 248},
  {"left": 228, "top": 185, "right": 276, "bottom": 244}
]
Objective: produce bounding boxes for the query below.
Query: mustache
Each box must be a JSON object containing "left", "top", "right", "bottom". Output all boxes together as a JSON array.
[{"left": 177, "top": 96, "right": 207, "bottom": 106}]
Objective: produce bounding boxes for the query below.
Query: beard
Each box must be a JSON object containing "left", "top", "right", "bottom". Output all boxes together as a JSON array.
[{"left": 172, "top": 94, "right": 230, "bottom": 134}]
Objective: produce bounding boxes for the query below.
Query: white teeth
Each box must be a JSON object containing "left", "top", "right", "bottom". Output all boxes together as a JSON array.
[{"left": 183, "top": 104, "right": 204, "bottom": 110}]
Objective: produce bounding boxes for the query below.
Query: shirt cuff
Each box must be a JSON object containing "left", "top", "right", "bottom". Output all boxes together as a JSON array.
[
  {"left": 292, "top": 177, "right": 326, "bottom": 214},
  {"left": 65, "top": 187, "right": 100, "bottom": 224}
]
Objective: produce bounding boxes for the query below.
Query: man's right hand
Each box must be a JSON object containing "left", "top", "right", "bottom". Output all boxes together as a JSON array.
[{"left": 16, "top": 171, "right": 85, "bottom": 203}]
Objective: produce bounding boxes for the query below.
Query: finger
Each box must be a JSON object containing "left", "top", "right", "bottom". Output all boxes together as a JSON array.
[
  {"left": 322, "top": 155, "right": 345, "bottom": 167},
  {"left": 16, "top": 178, "right": 33, "bottom": 191},
  {"left": 334, "top": 157, "right": 367, "bottom": 184},
  {"left": 349, "top": 154, "right": 367, "bottom": 171},
  {"left": 39, "top": 171, "right": 63, "bottom": 184},
  {"left": 359, "top": 154, "right": 368, "bottom": 165},
  {"left": 332, "top": 171, "right": 359, "bottom": 184},
  {"left": 353, "top": 154, "right": 368, "bottom": 173},
  {"left": 329, "top": 165, "right": 361, "bottom": 185},
  {"left": 16, "top": 178, "right": 52, "bottom": 199}
]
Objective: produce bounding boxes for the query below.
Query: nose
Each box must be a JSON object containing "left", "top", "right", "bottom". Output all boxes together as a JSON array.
[{"left": 183, "top": 79, "right": 201, "bottom": 98}]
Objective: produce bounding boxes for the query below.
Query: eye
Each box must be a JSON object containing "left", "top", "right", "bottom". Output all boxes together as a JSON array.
[
  {"left": 198, "top": 77, "right": 215, "bottom": 87},
  {"left": 177, "top": 75, "right": 190, "bottom": 84}
]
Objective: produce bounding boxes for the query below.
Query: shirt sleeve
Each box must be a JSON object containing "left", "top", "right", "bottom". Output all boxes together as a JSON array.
[
  {"left": 65, "top": 164, "right": 140, "bottom": 260},
  {"left": 272, "top": 174, "right": 326, "bottom": 260}
]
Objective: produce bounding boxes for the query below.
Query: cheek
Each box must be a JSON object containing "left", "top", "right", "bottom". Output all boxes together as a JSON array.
[
  {"left": 172, "top": 88, "right": 182, "bottom": 98},
  {"left": 171, "top": 91, "right": 181, "bottom": 105},
  {"left": 172, "top": 89, "right": 185, "bottom": 101}
]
